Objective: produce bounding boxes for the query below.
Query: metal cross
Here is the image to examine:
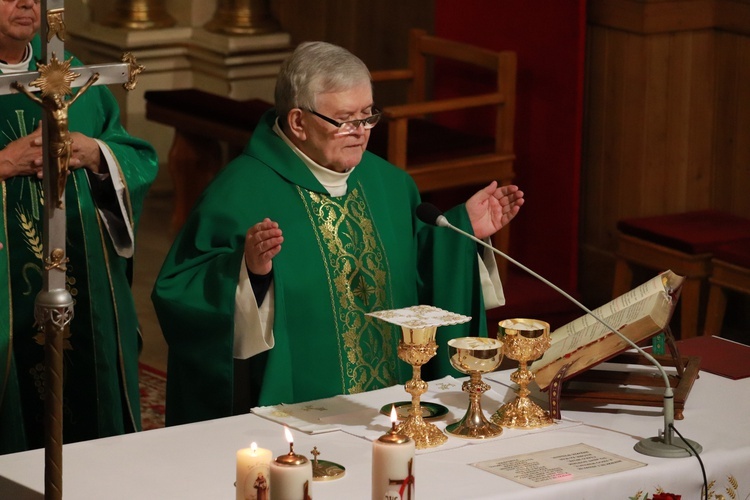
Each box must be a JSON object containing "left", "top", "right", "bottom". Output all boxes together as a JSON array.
[{"left": 0, "top": 2, "right": 143, "bottom": 499}]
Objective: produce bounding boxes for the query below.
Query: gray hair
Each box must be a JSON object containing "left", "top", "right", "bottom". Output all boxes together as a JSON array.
[{"left": 274, "top": 41, "right": 372, "bottom": 121}]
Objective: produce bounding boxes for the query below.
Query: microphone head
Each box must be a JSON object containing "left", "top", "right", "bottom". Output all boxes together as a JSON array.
[{"left": 416, "top": 203, "right": 445, "bottom": 227}]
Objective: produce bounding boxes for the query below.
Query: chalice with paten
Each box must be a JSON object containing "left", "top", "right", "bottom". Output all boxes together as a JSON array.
[
  {"left": 492, "top": 318, "right": 554, "bottom": 428},
  {"left": 446, "top": 337, "right": 504, "bottom": 439},
  {"left": 367, "top": 305, "right": 473, "bottom": 449}
]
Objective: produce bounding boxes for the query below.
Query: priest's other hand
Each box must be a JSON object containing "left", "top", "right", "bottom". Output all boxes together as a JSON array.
[
  {"left": 466, "top": 182, "right": 524, "bottom": 240},
  {"left": 0, "top": 126, "right": 43, "bottom": 181},
  {"left": 69, "top": 132, "right": 104, "bottom": 174},
  {"left": 244, "top": 218, "right": 284, "bottom": 276}
]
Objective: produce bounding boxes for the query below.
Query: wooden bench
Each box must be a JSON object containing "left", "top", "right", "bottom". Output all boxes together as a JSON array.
[
  {"left": 612, "top": 210, "right": 750, "bottom": 338},
  {"left": 144, "top": 89, "right": 272, "bottom": 231},
  {"left": 704, "top": 239, "right": 750, "bottom": 337}
]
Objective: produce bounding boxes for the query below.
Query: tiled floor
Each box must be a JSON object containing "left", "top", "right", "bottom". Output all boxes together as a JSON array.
[{"left": 134, "top": 191, "right": 173, "bottom": 374}]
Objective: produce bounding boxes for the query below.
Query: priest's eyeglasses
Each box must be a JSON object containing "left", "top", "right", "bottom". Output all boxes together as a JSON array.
[{"left": 306, "top": 108, "right": 381, "bottom": 135}]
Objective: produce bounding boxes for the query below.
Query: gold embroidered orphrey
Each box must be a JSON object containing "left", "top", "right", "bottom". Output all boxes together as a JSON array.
[{"left": 300, "top": 186, "right": 397, "bottom": 396}]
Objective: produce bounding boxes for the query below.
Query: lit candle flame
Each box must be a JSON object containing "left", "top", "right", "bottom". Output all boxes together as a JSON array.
[
  {"left": 284, "top": 426, "right": 295, "bottom": 454},
  {"left": 284, "top": 426, "right": 293, "bottom": 444},
  {"left": 250, "top": 442, "right": 257, "bottom": 454},
  {"left": 390, "top": 405, "right": 398, "bottom": 431}
]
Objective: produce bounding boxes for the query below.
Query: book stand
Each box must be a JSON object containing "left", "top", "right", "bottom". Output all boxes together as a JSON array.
[{"left": 543, "top": 326, "right": 701, "bottom": 420}]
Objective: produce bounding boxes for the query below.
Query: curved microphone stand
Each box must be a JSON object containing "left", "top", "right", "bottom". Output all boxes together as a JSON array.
[{"left": 416, "top": 203, "right": 702, "bottom": 458}]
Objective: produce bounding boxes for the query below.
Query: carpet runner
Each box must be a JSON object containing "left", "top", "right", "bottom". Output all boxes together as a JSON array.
[{"left": 139, "top": 363, "right": 166, "bottom": 430}]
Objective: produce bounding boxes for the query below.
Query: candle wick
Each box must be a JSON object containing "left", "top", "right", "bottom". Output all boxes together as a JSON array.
[{"left": 288, "top": 443, "right": 294, "bottom": 455}]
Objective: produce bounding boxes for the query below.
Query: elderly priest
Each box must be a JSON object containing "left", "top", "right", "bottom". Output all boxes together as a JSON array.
[{"left": 152, "top": 41, "right": 524, "bottom": 426}]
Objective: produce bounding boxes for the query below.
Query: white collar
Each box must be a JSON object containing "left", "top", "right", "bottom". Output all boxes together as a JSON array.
[
  {"left": 273, "top": 119, "right": 352, "bottom": 197},
  {"left": 0, "top": 43, "right": 32, "bottom": 74}
]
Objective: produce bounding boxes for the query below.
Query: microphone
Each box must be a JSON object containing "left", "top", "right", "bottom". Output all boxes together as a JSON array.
[{"left": 417, "top": 202, "right": 702, "bottom": 458}]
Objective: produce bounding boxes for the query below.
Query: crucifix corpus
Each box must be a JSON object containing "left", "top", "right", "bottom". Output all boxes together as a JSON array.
[{"left": 0, "top": 1, "right": 144, "bottom": 498}]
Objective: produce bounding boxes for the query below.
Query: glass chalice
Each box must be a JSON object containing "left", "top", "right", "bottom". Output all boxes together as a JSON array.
[
  {"left": 492, "top": 318, "right": 554, "bottom": 428},
  {"left": 445, "top": 337, "right": 504, "bottom": 439}
]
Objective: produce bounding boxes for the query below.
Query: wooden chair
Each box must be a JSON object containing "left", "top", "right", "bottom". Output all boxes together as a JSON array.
[
  {"left": 704, "top": 239, "right": 750, "bottom": 337},
  {"left": 612, "top": 210, "right": 750, "bottom": 339},
  {"left": 367, "top": 29, "right": 517, "bottom": 278}
]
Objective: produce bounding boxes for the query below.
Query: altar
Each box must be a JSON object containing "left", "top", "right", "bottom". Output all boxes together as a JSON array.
[{"left": 1, "top": 365, "right": 748, "bottom": 499}]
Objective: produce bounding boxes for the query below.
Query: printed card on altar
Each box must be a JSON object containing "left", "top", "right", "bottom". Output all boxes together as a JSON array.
[{"left": 471, "top": 443, "right": 646, "bottom": 487}]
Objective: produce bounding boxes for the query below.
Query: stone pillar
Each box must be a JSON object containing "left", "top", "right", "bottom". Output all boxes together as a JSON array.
[{"left": 66, "top": 0, "right": 292, "bottom": 190}]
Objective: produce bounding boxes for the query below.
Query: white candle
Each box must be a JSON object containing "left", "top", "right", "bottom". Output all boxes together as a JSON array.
[
  {"left": 236, "top": 442, "right": 272, "bottom": 500},
  {"left": 372, "top": 407, "right": 415, "bottom": 500},
  {"left": 270, "top": 427, "right": 313, "bottom": 500}
]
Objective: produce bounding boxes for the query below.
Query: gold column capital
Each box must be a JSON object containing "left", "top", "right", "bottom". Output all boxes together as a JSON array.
[
  {"left": 102, "top": 0, "right": 176, "bottom": 30},
  {"left": 204, "top": 0, "right": 280, "bottom": 36}
]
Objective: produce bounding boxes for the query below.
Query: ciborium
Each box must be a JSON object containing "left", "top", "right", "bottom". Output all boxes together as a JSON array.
[
  {"left": 367, "top": 305, "right": 473, "bottom": 449},
  {"left": 492, "top": 318, "right": 554, "bottom": 428},
  {"left": 446, "top": 337, "right": 504, "bottom": 439}
]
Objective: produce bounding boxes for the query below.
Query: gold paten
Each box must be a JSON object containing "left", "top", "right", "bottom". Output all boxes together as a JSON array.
[
  {"left": 395, "top": 330, "right": 448, "bottom": 449},
  {"left": 492, "top": 319, "right": 554, "bottom": 428},
  {"left": 446, "top": 337, "right": 504, "bottom": 439},
  {"left": 310, "top": 447, "right": 345, "bottom": 482}
]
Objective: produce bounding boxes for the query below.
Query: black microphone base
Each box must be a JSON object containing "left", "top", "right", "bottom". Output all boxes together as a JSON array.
[{"left": 634, "top": 435, "right": 703, "bottom": 458}]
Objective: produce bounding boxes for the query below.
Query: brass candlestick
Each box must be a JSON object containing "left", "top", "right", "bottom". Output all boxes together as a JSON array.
[
  {"left": 446, "top": 337, "right": 504, "bottom": 439},
  {"left": 492, "top": 319, "right": 554, "bottom": 428},
  {"left": 395, "top": 326, "right": 447, "bottom": 449}
]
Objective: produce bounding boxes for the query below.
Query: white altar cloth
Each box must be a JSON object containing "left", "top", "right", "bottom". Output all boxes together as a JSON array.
[
  {"left": 252, "top": 375, "right": 581, "bottom": 453},
  {"left": 1, "top": 369, "right": 749, "bottom": 499}
]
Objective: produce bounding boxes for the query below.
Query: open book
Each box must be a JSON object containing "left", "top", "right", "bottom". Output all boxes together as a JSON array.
[{"left": 530, "top": 270, "right": 684, "bottom": 390}]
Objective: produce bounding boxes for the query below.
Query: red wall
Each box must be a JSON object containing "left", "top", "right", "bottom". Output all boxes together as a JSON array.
[{"left": 435, "top": 0, "right": 586, "bottom": 291}]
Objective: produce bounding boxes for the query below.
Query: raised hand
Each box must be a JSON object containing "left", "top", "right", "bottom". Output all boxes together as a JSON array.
[
  {"left": 465, "top": 181, "right": 525, "bottom": 240},
  {"left": 244, "top": 218, "right": 284, "bottom": 276}
]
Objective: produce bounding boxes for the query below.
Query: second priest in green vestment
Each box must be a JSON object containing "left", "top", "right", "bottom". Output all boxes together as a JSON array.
[{"left": 0, "top": 36, "right": 158, "bottom": 453}]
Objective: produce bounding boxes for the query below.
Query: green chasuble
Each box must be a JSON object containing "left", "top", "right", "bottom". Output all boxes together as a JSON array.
[
  {"left": 152, "top": 110, "right": 489, "bottom": 426},
  {"left": 0, "top": 37, "right": 158, "bottom": 454}
]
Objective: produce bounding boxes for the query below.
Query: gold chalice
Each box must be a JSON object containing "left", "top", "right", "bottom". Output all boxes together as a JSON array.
[
  {"left": 367, "top": 305, "right": 472, "bottom": 449},
  {"left": 492, "top": 318, "right": 554, "bottom": 428},
  {"left": 395, "top": 326, "right": 448, "bottom": 449},
  {"left": 446, "top": 337, "right": 504, "bottom": 439}
]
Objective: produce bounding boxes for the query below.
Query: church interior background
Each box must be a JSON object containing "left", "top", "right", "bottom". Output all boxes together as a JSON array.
[{"left": 62, "top": 0, "right": 750, "bottom": 373}]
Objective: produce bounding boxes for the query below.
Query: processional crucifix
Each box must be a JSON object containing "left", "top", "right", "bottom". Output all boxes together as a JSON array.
[{"left": 0, "top": 1, "right": 143, "bottom": 498}]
